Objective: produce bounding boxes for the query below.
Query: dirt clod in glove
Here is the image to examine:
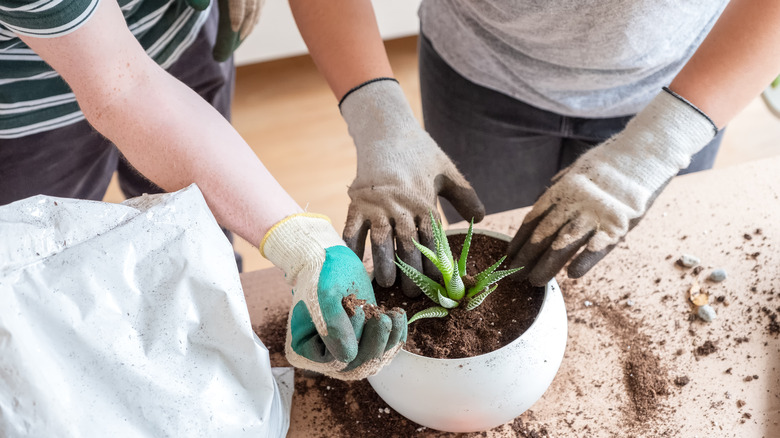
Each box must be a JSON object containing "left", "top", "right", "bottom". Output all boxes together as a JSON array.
[
  {"left": 508, "top": 88, "right": 717, "bottom": 286},
  {"left": 340, "top": 79, "right": 485, "bottom": 297},
  {"left": 261, "top": 213, "right": 407, "bottom": 380}
]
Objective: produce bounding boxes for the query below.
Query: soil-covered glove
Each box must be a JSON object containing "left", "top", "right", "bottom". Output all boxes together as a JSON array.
[
  {"left": 186, "top": 0, "right": 264, "bottom": 62},
  {"left": 507, "top": 88, "right": 718, "bottom": 286},
  {"left": 340, "top": 78, "right": 485, "bottom": 297},
  {"left": 261, "top": 213, "right": 407, "bottom": 380}
]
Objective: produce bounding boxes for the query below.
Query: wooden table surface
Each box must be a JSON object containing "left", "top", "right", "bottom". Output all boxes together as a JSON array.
[{"left": 241, "top": 156, "right": 780, "bottom": 437}]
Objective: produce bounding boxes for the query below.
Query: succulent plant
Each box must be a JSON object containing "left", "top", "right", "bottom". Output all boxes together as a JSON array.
[{"left": 395, "top": 213, "right": 523, "bottom": 324}]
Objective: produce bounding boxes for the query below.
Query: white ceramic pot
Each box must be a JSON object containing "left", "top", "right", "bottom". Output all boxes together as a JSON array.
[{"left": 367, "top": 229, "right": 568, "bottom": 433}]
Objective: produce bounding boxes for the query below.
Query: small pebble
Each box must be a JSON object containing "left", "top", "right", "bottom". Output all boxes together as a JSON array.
[
  {"left": 678, "top": 254, "right": 700, "bottom": 268},
  {"left": 626, "top": 299, "right": 635, "bottom": 307},
  {"left": 697, "top": 304, "right": 717, "bottom": 322},
  {"left": 584, "top": 300, "right": 593, "bottom": 307},
  {"left": 708, "top": 268, "right": 727, "bottom": 282}
]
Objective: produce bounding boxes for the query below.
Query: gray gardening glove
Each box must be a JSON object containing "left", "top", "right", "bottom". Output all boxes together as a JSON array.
[
  {"left": 186, "top": 0, "right": 264, "bottom": 61},
  {"left": 340, "top": 78, "right": 485, "bottom": 297},
  {"left": 261, "top": 213, "right": 407, "bottom": 380},
  {"left": 507, "top": 88, "right": 718, "bottom": 286}
]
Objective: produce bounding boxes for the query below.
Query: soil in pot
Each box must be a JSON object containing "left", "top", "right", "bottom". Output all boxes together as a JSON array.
[{"left": 375, "top": 232, "right": 545, "bottom": 359}]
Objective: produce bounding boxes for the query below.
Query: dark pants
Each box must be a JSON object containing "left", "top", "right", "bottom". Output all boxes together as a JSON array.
[
  {"left": 0, "top": 8, "right": 242, "bottom": 270},
  {"left": 418, "top": 34, "right": 724, "bottom": 222}
]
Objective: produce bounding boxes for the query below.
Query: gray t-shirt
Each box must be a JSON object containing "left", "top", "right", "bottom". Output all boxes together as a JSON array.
[{"left": 419, "top": 0, "right": 729, "bottom": 118}]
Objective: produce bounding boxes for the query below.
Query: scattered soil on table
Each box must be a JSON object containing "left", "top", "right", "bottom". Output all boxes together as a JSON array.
[
  {"left": 292, "top": 372, "right": 550, "bottom": 437},
  {"left": 594, "top": 302, "right": 670, "bottom": 422},
  {"left": 253, "top": 308, "right": 288, "bottom": 362},
  {"left": 375, "top": 233, "right": 545, "bottom": 359}
]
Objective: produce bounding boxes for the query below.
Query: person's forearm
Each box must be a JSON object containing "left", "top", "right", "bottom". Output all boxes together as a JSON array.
[
  {"left": 289, "top": 0, "right": 394, "bottom": 100},
  {"left": 82, "top": 62, "right": 302, "bottom": 247},
  {"left": 670, "top": 0, "right": 780, "bottom": 128}
]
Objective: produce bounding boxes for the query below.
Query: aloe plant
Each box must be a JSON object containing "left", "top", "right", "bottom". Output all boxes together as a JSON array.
[{"left": 395, "top": 213, "right": 523, "bottom": 324}]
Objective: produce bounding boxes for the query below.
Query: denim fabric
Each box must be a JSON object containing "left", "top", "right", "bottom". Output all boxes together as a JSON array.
[{"left": 419, "top": 34, "right": 724, "bottom": 222}]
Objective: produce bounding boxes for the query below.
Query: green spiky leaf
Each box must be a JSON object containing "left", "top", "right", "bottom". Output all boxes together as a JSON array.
[
  {"left": 395, "top": 257, "right": 444, "bottom": 305},
  {"left": 431, "top": 211, "right": 455, "bottom": 282},
  {"left": 468, "top": 266, "right": 524, "bottom": 298},
  {"left": 458, "top": 219, "right": 473, "bottom": 277},
  {"left": 437, "top": 290, "right": 459, "bottom": 309},
  {"left": 412, "top": 239, "right": 438, "bottom": 267},
  {"left": 464, "top": 284, "right": 498, "bottom": 311},
  {"left": 472, "top": 256, "right": 505, "bottom": 284},
  {"left": 446, "top": 270, "right": 465, "bottom": 301},
  {"left": 408, "top": 306, "right": 449, "bottom": 324}
]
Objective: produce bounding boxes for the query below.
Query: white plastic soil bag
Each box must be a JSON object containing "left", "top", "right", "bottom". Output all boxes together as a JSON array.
[{"left": 0, "top": 185, "right": 292, "bottom": 437}]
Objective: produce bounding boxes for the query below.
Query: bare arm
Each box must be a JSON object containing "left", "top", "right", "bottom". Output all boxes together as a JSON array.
[
  {"left": 20, "top": 0, "right": 301, "bottom": 247},
  {"left": 670, "top": 0, "right": 780, "bottom": 128},
  {"left": 289, "top": 0, "right": 393, "bottom": 99}
]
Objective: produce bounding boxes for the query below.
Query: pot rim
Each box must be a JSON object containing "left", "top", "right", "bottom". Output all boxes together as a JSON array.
[{"left": 396, "top": 227, "right": 557, "bottom": 363}]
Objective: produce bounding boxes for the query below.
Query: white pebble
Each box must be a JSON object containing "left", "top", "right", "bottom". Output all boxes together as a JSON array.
[
  {"left": 584, "top": 300, "right": 593, "bottom": 307},
  {"left": 626, "top": 299, "right": 635, "bottom": 307},
  {"left": 697, "top": 304, "right": 717, "bottom": 322},
  {"left": 708, "top": 268, "right": 727, "bottom": 282},
  {"left": 679, "top": 254, "right": 700, "bottom": 268}
]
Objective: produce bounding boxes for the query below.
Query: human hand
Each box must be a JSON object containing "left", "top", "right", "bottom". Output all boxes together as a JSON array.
[
  {"left": 185, "top": 0, "right": 263, "bottom": 61},
  {"left": 507, "top": 88, "right": 718, "bottom": 286},
  {"left": 340, "top": 79, "right": 485, "bottom": 297},
  {"left": 261, "top": 213, "right": 407, "bottom": 380}
]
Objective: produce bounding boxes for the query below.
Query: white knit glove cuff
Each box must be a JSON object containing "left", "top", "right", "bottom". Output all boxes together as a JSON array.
[
  {"left": 340, "top": 78, "right": 421, "bottom": 150},
  {"left": 260, "top": 213, "right": 344, "bottom": 283},
  {"left": 602, "top": 87, "right": 718, "bottom": 190}
]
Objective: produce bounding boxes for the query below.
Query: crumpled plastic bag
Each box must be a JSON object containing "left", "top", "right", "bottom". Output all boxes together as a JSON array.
[{"left": 0, "top": 185, "right": 292, "bottom": 437}]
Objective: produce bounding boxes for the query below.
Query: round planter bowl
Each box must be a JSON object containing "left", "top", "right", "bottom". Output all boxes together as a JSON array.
[{"left": 367, "top": 229, "right": 568, "bottom": 433}]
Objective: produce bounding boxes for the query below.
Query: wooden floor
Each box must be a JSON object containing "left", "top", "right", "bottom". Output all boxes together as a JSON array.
[{"left": 104, "top": 36, "right": 780, "bottom": 273}]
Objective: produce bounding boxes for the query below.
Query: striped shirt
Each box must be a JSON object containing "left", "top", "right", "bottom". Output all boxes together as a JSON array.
[{"left": 0, "top": 0, "right": 209, "bottom": 139}]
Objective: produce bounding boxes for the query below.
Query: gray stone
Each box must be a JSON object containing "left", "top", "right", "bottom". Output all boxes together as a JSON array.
[
  {"left": 679, "top": 254, "right": 700, "bottom": 268},
  {"left": 697, "top": 304, "right": 717, "bottom": 322},
  {"left": 708, "top": 268, "right": 727, "bottom": 282}
]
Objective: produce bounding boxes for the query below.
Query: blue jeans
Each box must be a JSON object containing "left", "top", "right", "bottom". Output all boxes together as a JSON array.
[{"left": 418, "top": 34, "right": 724, "bottom": 222}]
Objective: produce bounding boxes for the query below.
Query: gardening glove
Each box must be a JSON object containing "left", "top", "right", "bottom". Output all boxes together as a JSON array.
[
  {"left": 340, "top": 78, "right": 485, "bottom": 297},
  {"left": 261, "top": 213, "right": 407, "bottom": 380},
  {"left": 507, "top": 87, "right": 718, "bottom": 286},
  {"left": 185, "top": 0, "right": 264, "bottom": 62}
]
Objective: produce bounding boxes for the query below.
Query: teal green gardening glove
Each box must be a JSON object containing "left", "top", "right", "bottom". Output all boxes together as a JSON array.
[
  {"left": 261, "top": 213, "right": 407, "bottom": 380},
  {"left": 185, "top": 0, "right": 264, "bottom": 62}
]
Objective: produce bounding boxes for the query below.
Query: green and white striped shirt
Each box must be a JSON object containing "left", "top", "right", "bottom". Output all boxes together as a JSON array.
[{"left": 0, "top": 0, "right": 209, "bottom": 138}]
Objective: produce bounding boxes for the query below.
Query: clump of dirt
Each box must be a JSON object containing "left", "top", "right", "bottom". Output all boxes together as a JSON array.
[
  {"left": 342, "top": 294, "right": 367, "bottom": 317},
  {"left": 376, "top": 233, "right": 544, "bottom": 359},
  {"left": 342, "top": 293, "right": 402, "bottom": 320},
  {"left": 695, "top": 340, "right": 718, "bottom": 357},
  {"left": 674, "top": 376, "right": 690, "bottom": 387}
]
